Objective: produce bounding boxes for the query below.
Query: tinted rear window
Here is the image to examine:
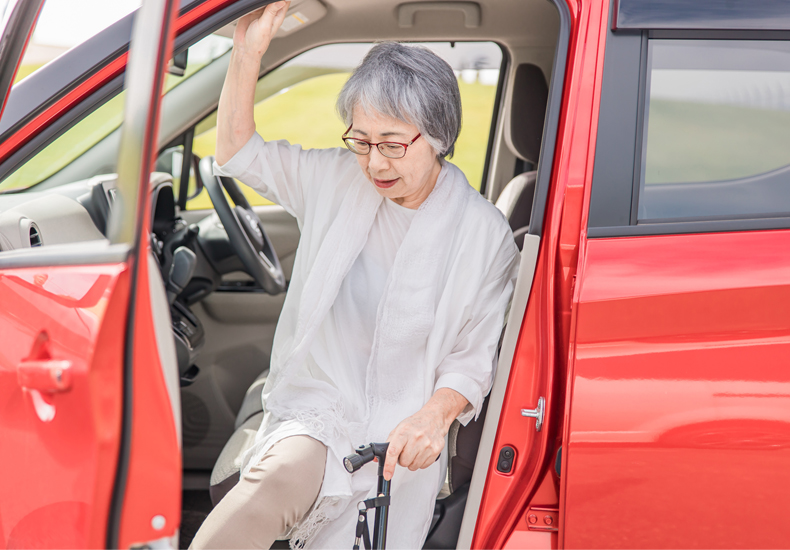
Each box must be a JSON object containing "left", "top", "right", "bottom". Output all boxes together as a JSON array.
[{"left": 638, "top": 40, "right": 790, "bottom": 222}]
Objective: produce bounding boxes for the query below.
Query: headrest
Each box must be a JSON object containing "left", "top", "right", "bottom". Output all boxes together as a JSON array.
[{"left": 509, "top": 64, "right": 548, "bottom": 164}]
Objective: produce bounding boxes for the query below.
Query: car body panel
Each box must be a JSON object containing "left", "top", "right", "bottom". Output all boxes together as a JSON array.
[
  {"left": 0, "top": 0, "right": 184, "bottom": 546},
  {"left": 116, "top": 251, "right": 183, "bottom": 548},
  {"left": 0, "top": 2, "right": 129, "bottom": 548},
  {"left": 106, "top": 0, "right": 182, "bottom": 546},
  {"left": 471, "top": 0, "right": 610, "bottom": 547},
  {"left": 0, "top": 264, "right": 129, "bottom": 548},
  {"left": 564, "top": 230, "right": 790, "bottom": 548}
]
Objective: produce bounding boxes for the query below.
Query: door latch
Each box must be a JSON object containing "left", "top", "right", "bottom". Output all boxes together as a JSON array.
[{"left": 521, "top": 396, "right": 545, "bottom": 432}]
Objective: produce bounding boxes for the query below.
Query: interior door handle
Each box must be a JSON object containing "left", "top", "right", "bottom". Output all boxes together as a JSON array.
[{"left": 17, "top": 359, "right": 73, "bottom": 392}]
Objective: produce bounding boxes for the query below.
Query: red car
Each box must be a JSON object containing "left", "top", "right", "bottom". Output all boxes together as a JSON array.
[{"left": 1, "top": 0, "right": 789, "bottom": 548}]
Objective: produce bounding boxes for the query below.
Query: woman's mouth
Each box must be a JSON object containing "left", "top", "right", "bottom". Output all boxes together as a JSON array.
[{"left": 373, "top": 177, "right": 399, "bottom": 189}]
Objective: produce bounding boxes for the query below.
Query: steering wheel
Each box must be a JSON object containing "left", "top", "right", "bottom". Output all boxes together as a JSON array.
[{"left": 198, "top": 156, "right": 286, "bottom": 295}]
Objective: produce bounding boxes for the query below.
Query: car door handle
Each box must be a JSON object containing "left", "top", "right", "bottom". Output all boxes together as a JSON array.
[{"left": 17, "top": 359, "right": 72, "bottom": 392}]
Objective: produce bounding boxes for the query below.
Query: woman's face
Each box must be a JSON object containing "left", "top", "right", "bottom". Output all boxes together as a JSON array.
[{"left": 350, "top": 105, "right": 442, "bottom": 209}]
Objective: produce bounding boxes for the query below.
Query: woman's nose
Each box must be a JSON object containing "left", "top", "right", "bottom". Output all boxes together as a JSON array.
[{"left": 368, "top": 146, "right": 391, "bottom": 171}]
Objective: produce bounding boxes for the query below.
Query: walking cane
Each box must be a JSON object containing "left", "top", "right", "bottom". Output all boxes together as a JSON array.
[{"left": 344, "top": 442, "right": 391, "bottom": 550}]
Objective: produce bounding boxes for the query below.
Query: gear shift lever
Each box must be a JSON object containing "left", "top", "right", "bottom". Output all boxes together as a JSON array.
[{"left": 167, "top": 246, "right": 196, "bottom": 304}]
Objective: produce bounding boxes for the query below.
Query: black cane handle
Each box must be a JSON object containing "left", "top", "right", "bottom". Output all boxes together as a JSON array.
[{"left": 344, "top": 442, "right": 389, "bottom": 475}]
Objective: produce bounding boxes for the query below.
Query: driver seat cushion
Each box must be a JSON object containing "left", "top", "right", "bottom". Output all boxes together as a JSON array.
[
  {"left": 210, "top": 411, "right": 264, "bottom": 506},
  {"left": 234, "top": 369, "right": 268, "bottom": 430}
]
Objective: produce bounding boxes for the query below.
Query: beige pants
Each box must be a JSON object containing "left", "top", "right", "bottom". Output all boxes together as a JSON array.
[{"left": 190, "top": 435, "right": 327, "bottom": 549}]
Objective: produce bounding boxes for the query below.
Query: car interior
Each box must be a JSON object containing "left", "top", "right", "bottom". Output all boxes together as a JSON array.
[{"left": 0, "top": 0, "right": 562, "bottom": 547}]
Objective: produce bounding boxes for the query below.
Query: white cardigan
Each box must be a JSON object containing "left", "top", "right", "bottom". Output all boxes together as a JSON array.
[{"left": 215, "top": 133, "right": 520, "bottom": 549}]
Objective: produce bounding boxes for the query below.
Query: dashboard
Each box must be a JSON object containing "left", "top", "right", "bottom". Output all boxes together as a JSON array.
[
  {"left": 0, "top": 171, "right": 213, "bottom": 381},
  {"left": 0, "top": 172, "right": 177, "bottom": 253}
]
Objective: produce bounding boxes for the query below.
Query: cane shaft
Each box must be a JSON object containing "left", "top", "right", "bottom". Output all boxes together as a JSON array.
[{"left": 372, "top": 477, "right": 391, "bottom": 550}]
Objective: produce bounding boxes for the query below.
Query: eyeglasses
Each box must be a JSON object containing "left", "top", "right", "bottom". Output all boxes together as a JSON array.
[{"left": 341, "top": 125, "right": 421, "bottom": 159}]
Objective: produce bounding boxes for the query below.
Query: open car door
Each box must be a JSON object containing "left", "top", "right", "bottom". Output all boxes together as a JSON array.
[{"left": 0, "top": 0, "right": 182, "bottom": 547}]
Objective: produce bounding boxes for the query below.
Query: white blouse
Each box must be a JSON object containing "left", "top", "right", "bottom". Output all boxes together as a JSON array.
[
  {"left": 309, "top": 198, "right": 417, "bottom": 423},
  {"left": 214, "top": 132, "right": 520, "bottom": 549}
]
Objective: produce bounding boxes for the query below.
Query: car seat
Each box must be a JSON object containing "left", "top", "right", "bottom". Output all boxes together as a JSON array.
[{"left": 494, "top": 63, "right": 548, "bottom": 249}]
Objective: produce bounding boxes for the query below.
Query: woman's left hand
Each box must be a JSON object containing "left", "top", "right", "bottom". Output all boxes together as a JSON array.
[{"left": 383, "top": 388, "right": 469, "bottom": 481}]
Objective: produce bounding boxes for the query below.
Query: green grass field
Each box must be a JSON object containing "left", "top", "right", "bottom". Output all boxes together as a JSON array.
[{"left": 645, "top": 99, "right": 790, "bottom": 184}]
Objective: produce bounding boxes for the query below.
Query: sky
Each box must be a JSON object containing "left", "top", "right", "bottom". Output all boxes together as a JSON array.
[{"left": 31, "top": 0, "right": 140, "bottom": 47}]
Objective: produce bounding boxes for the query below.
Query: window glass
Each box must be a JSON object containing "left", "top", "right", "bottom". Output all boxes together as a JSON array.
[
  {"left": 14, "top": 0, "right": 141, "bottom": 85},
  {"left": 638, "top": 40, "right": 790, "bottom": 221},
  {"left": 188, "top": 41, "right": 502, "bottom": 209},
  {"left": 0, "top": 34, "right": 233, "bottom": 193}
]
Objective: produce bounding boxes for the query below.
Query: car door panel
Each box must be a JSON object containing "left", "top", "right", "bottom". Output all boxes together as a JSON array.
[
  {"left": 108, "top": 0, "right": 182, "bottom": 545},
  {"left": 0, "top": 263, "right": 129, "bottom": 548},
  {"left": 565, "top": 230, "right": 790, "bottom": 548},
  {"left": 0, "top": 1, "right": 135, "bottom": 547},
  {"left": 0, "top": 0, "right": 184, "bottom": 546}
]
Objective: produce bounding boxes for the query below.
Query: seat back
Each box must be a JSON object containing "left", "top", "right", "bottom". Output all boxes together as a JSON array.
[
  {"left": 448, "top": 397, "right": 489, "bottom": 493},
  {"left": 496, "top": 63, "right": 548, "bottom": 246},
  {"left": 495, "top": 171, "right": 536, "bottom": 249},
  {"left": 509, "top": 63, "right": 549, "bottom": 166}
]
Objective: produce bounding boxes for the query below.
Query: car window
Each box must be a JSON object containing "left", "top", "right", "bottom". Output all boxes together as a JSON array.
[
  {"left": 185, "top": 41, "right": 502, "bottom": 209},
  {"left": 0, "top": 34, "right": 233, "bottom": 193},
  {"left": 638, "top": 40, "right": 790, "bottom": 221},
  {"left": 13, "top": 0, "right": 141, "bottom": 85}
]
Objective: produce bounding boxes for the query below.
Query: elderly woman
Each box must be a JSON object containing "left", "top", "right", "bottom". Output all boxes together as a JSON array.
[{"left": 191, "top": 2, "right": 520, "bottom": 548}]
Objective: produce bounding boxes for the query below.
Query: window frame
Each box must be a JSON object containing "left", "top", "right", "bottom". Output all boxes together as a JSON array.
[
  {"left": 587, "top": 2, "right": 790, "bottom": 238},
  {"left": 178, "top": 39, "right": 509, "bottom": 210}
]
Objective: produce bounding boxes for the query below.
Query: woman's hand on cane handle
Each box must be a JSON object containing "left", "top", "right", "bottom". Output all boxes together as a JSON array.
[{"left": 383, "top": 388, "right": 470, "bottom": 481}]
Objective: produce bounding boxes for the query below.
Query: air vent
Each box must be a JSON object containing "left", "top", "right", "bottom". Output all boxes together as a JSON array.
[{"left": 29, "top": 224, "right": 42, "bottom": 247}]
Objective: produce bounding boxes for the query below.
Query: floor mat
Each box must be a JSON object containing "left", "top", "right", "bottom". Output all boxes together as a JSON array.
[{"left": 180, "top": 490, "right": 213, "bottom": 549}]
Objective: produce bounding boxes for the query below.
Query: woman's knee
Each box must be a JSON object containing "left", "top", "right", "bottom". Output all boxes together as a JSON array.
[
  {"left": 244, "top": 437, "right": 326, "bottom": 517},
  {"left": 260, "top": 436, "right": 325, "bottom": 480}
]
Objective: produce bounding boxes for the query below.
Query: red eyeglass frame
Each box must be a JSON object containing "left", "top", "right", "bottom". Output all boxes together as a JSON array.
[{"left": 341, "top": 124, "right": 422, "bottom": 158}]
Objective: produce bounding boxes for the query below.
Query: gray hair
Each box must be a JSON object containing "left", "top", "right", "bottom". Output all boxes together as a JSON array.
[{"left": 336, "top": 42, "right": 462, "bottom": 159}]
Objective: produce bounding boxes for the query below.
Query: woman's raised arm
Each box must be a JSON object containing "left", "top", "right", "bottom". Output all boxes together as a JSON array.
[{"left": 216, "top": 1, "right": 290, "bottom": 165}]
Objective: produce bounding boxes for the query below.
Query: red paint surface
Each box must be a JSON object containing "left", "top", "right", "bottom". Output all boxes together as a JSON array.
[
  {"left": 116, "top": 0, "right": 183, "bottom": 546},
  {"left": 564, "top": 231, "right": 790, "bottom": 547},
  {"left": 0, "top": 0, "right": 200, "bottom": 546},
  {"left": 472, "top": 0, "right": 610, "bottom": 547},
  {"left": 0, "top": 264, "right": 129, "bottom": 548},
  {"left": 0, "top": 54, "right": 128, "bottom": 163},
  {"left": 118, "top": 250, "right": 183, "bottom": 548}
]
